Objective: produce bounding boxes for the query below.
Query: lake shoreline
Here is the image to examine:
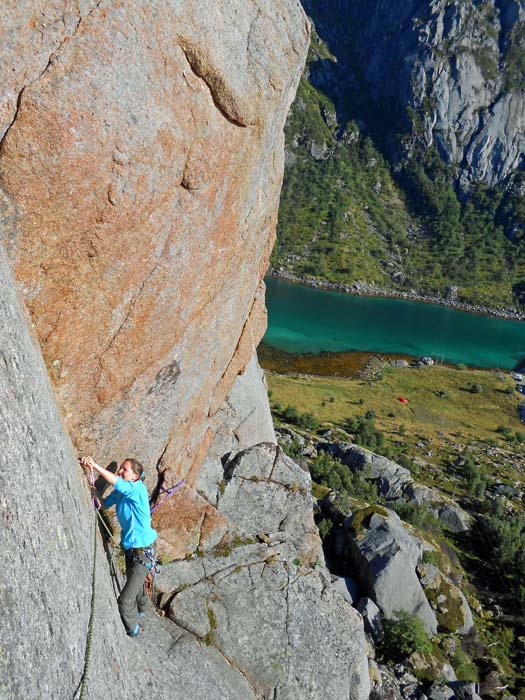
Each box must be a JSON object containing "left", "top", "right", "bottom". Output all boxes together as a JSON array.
[
  {"left": 267, "top": 268, "right": 525, "bottom": 322},
  {"left": 259, "top": 343, "right": 457, "bottom": 378}
]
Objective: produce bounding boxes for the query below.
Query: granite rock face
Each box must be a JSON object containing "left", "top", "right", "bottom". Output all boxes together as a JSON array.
[
  {"left": 0, "top": 244, "right": 263, "bottom": 700},
  {"left": 303, "top": 0, "right": 525, "bottom": 189},
  {"left": 0, "top": 0, "right": 309, "bottom": 481},
  {"left": 157, "top": 443, "right": 371, "bottom": 700},
  {"left": 2, "top": 244, "right": 370, "bottom": 697},
  {"left": 0, "top": 3, "right": 372, "bottom": 699},
  {"left": 148, "top": 352, "right": 276, "bottom": 559},
  {"left": 196, "top": 353, "right": 276, "bottom": 507}
]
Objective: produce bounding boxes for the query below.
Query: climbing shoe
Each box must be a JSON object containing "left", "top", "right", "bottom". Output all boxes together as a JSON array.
[{"left": 128, "top": 623, "right": 140, "bottom": 638}]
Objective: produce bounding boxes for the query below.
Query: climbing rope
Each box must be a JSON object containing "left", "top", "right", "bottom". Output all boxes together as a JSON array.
[
  {"left": 76, "top": 510, "right": 97, "bottom": 700},
  {"left": 150, "top": 479, "right": 184, "bottom": 514},
  {"left": 75, "top": 465, "right": 107, "bottom": 699}
]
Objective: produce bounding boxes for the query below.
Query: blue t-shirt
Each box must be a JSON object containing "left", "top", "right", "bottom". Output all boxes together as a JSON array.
[{"left": 104, "top": 477, "right": 157, "bottom": 550}]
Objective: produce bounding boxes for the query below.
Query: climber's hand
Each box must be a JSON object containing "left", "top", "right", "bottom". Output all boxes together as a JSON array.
[{"left": 79, "top": 455, "right": 94, "bottom": 470}]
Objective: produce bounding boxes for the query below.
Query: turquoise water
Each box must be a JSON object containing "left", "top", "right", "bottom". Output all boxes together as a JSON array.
[{"left": 264, "top": 278, "right": 525, "bottom": 369}]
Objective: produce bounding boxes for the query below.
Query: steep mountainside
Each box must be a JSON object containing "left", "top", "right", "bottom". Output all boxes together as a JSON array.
[
  {"left": 0, "top": 2, "right": 372, "bottom": 698},
  {"left": 273, "top": 0, "right": 525, "bottom": 309},
  {"left": 308, "top": 0, "right": 525, "bottom": 189},
  {"left": 1, "top": 239, "right": 370, "bottom": 698}
]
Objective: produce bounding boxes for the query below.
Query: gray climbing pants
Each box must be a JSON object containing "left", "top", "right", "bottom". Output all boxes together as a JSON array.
[{"left": 118, "top": 549, "right": 151, "bottom": 632}]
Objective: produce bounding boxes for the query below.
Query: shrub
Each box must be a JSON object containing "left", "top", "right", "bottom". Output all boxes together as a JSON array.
[
  {"left": 309, "top": 451, "right": 378, "bottom": 503},
  {"left": 296, "top": 411, "right": 320, "bottom": 430},
  {"left": 317, "top": 517, "right": 333, "bottom": 540},
  {"left": 468, "top": 473, "right": 488, "bottom": 497},
  {"left": 280, "top": 439, "right": 303, "bottom": 459},
  {"left": 421, "top": 550, "right": 439, "bottom": 567},
  {"left": 380, "top": 610, "right": 432, "bottom": 661},
  {"left": 283, "top": 406, "right": 300, "bottom": 423},
  {"left": 390, "top": 502, "right": 442, "bottom": 534},
  {"left": 279, "top": 405, "right": 320, "bottom": 430},
  {"left": 345, "top": 414, "right": 386, "bottom": 452}
]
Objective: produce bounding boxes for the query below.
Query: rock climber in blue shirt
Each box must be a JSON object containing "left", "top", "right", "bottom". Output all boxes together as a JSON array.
[{"left": 80, "top": 455, "right": 157, "bottom": 638}]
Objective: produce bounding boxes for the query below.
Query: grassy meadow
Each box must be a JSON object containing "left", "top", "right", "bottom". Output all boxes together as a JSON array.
[
  {"left": 264, "top": 356, "right": 525, "bottom": 495},
  {"left": 267, "top": 364, "right": 522, "bottom": 442}
]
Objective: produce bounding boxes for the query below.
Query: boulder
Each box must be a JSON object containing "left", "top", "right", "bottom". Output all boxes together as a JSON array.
[
  {"left": 357, "top": 597, "right": 383, "bottom": 640},
  {"left": 320, "top": 442, "right": 471, "bottom": 532},
  {"left": 417, "top": 563, "right": 474, "bottom": 636},
  {"left": 322, "top": 443, "right": 413, "bottom": 499},
  {"left": 434, "top": 504, "right": 472, "bottom": 534},
  {"left": 409, "top": 651, "right": 457, "bottom": 683},
  {"left": 348, "top": 507, "right": 438, "bottom": 636}
]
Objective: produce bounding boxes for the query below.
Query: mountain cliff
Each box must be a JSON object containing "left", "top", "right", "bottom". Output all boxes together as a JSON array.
[
  {"left": 0, "top": 2, "right": 371, "bottom": 698},
  {"left": 306, "top": 0, "right": 525, "bottom": 189},
  {"left": 273, "top": 0, "right": 525, "bottom": 309}
]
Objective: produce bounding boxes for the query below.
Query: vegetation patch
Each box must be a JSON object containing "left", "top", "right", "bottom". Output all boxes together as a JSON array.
[
  {"left": 379, "top": 610, "right": 432, "bottom": 662},
  {"left": 203, "top": 606, "right": 217, "bottom": 646},
  {"left": 351, "top": 504, "right": 389, "bottom": 532}
]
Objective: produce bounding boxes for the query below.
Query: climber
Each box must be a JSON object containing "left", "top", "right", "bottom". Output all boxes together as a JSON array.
[{"left": 80, "top": 455, "right": 157, "bottom": 638}]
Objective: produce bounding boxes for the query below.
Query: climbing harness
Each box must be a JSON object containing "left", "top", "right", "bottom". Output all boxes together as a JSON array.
[
  {"left": 129, "top": 544, "right": 161, "bottom": 599},
  {"left": 150, "top": 479, "right": 184, "bottom": 514}
]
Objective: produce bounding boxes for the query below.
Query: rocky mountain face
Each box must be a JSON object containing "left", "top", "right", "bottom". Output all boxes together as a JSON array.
[
  {"left": 273, "top": 0, "right": 525, "bottom": 309},
  {"left": 1, "top": 243, "right": 370, "bottom": 698},
  {"left": 0, "top": 0, "right": 308, "bottom": 480},
  {"left": 0, "top": 3, "right": 376, "bottom": 699},
  {"left": 303, "top": 0, "right": 525, "bottom": 190}
]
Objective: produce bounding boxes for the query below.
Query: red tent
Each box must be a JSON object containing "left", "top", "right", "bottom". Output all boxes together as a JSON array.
[{"left": 398, "top": 396, "right": 408, "bottom": 404}]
